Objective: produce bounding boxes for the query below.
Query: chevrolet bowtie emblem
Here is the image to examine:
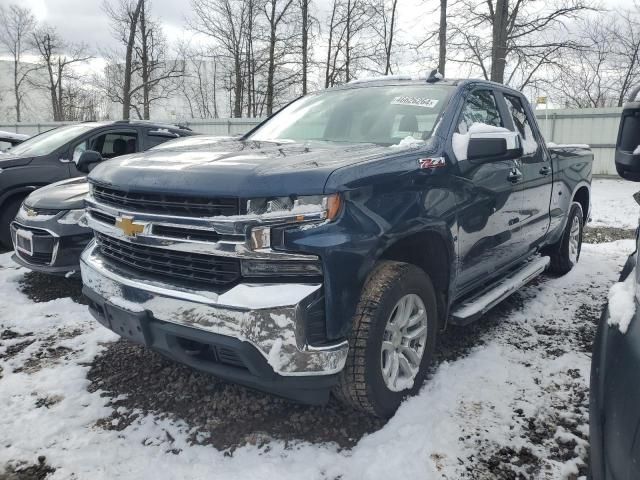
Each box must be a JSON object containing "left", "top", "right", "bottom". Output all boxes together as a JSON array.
[{"left": 115, "top": 216, "right": 145, "bottom": 237}]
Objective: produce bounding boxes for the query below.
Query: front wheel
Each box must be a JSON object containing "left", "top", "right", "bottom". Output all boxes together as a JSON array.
[
  {"left": 549, "top": 201, "right": 584, "bottom": 275},
  {"left": 333, "top": 261, "right": 438, "bottom": 417}
]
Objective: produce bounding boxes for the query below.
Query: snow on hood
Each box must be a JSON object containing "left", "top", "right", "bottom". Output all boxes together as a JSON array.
[
  {"left": 389, "top": 135, "right": 425, "bottom": 149},
  {"left": 634, "top": 145, "right": 640, "bottom": 155},
  {"left": 607, "top": 268, "right": 636, "bottom": 334}
]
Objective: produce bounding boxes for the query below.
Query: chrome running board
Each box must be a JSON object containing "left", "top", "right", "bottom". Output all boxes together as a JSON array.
[{"left": 451, "top": 256, "right": 550, "bottom": 325}]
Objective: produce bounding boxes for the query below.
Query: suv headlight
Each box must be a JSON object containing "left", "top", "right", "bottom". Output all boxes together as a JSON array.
[
  {"left": 246, "top": 193, "right": 342, "bottom": 222},
  {"left": 57, "top": 209, "right": 86, "bottom": 225}
]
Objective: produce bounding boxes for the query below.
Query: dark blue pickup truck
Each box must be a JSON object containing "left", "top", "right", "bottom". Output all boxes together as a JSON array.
[{"left": 79, "top": 77, "right": 593, "bottom": 417}]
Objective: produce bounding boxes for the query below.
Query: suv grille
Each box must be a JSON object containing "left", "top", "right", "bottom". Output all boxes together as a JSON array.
[
  {"left": 95, "top": 233, "right": 241, "bottom": 286},
  {"left": 92, "top": 184, "right": 240, "bottom": 217}
]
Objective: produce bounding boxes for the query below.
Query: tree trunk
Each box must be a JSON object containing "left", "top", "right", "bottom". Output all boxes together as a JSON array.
[
  {"left": 266, "top": 0, "right": 277, "bottom": 116},
  {"left": 490, "top": 0, "right": 509, "bottom": 84},
  {"left": 345, "top": 0, "right": 352, "bottom": 82},
  {"left": 233, "top": 54, "right": 243, "bottom": 118},
  {"left": 385, "top": 0, "right": 398, "bottom": 75},
  {"left": 13, "top": 58, "right": 21, "bottom": 122},
  {"left": 438, "top": 0, "right": 447, "bottom": 76},
  {"left": 122, "top": 0, "right": 144, "bottom": 120},
  {"left": 325, "top": 1, "right": 337, "bottom": 88},
  {"left": 301, "top": 0, "right": 309, "bottom": 94}
]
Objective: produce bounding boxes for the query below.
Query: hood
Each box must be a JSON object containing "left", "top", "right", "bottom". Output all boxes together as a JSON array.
[
  {"left": 24, "top": 177, "right": 89, "bottom": 211},
  {"left": 0, "top": 153, "right": 33, "bottom": 168},
  {"left": 89, "top": 139, "right": 392, "bottom": 197}
]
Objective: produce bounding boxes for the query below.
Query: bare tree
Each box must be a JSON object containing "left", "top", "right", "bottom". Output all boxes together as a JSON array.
[
  {"left": 372, "top": 0, "right": 399, "bottom": 75},
  {"left": 103, "top": 0, "right": 144, "bottom": 120},
  {"left": 300, "top": 0, "right": 311, "bottom": 94},
  {"left": 324, "top": 0, "right": 377, "bottom": 86},
  {"left": 449, "top": 0, "right": 593, "bottom": 87},
  {"left": 611, "top": 2, "right": 640, "bottom": 106},
  {"left": 549, "top": 17, "right": 615, "bottom": 107},
  {"left": 0, "top": 5, "right": 36, "bottom": 122},
  {"left": 30, "top": 26, "right": 92, "bottom": 121},
  {"left": 134, "top": 0, "right": 184, "bottom": 119},
  {"left": 178, "top": 44, "right": 221, "bottom": 119},
  {"left": 190, "top": 0, "right": 249, "bottom": 118},
  {"left": 438, "top": 0, "right": 447, "bottom": 75},
  {"left": 263, "top": 0, "right": 296, "bottom": 115}
]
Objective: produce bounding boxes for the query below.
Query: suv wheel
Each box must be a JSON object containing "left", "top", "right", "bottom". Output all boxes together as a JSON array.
[
  {"left": 334, "top": 260, "right": 438, "bottom": 417},
  {"left": 549, "top": 201, "right": 584, "bottom": 275}
]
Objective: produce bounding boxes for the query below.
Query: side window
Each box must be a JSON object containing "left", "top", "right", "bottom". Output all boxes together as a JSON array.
[
  {"left": 90, "top": 131, "right": 138, "bottom": 158},
  {"left": 504, "top": 94, "right": 539, "bottom": 156},
  {"left": 457, "top": 90, "right": 503, "bottom": 134}
]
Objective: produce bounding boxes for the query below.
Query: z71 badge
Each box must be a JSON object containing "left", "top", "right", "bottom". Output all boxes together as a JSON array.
[{"left": 418, "top": 157, "right": 446, "bottom": 169}]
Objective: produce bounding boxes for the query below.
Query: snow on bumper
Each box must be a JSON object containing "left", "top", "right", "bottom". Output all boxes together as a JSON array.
[{"left": 80, "top": 241, "right": 348, "bottom": 376}]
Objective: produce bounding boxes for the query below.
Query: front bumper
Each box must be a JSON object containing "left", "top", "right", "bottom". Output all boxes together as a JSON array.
[
  {"left": 80, "top": 241, "right": 348, "bottom": 385},
  {"left": 10, "top": 220, "right": 92, "bottom": 274}
]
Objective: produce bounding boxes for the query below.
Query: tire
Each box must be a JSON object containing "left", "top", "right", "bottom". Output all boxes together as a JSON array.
[
  {"left": 548, "top": 201, "right": 583, "bottom": 275},
  {"left": 334, "top": 260, "right": 438, "bottom": 417},
  {"left": 0, "top": 196, "right": 24, "bottom": 248}
]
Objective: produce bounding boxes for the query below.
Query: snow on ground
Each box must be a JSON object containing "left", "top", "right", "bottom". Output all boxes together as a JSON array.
[
  {"left": 0, "top": 235, "right": 635, "bottom": 479},
  {"left": 590, "top": 178, "right": 639, "bottom": 229}
]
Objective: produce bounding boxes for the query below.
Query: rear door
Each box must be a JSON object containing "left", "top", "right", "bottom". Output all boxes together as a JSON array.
[
  {"left": 502, "top": 93, "right": 552, "bottom": 251},
  {"left": 454, "top": 88, "right": 526, "bottom": 290}
]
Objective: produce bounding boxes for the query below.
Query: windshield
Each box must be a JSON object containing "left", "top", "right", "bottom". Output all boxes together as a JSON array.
[
  {"left": 248, "top": 85, "right": 452, "bottom": 146},
  {"left": 8, "top": 124, "right": 96, "bottom": 157}
]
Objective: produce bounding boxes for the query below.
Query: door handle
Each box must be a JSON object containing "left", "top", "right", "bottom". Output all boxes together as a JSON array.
[
  {"left": 59, "top": 158, "right": 72, "bottom": 163},
  {"left": 508, "top": 169, "right": 523, "bottom": 183},
  {"left": 539, "top": 165, "right": 552, "bottom": 176}
]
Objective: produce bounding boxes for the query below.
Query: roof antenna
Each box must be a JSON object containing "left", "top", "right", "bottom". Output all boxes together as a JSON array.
[{"left": 426, "top": 69, "right": 443, "bottom": 83}]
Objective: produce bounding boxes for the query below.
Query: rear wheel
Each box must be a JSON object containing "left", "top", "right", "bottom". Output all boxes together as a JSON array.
[
  {"left": 0, "top": 196, "right": 24, "bottom": 248},
  {"left": 549, "top": 201, "right": 583, "bottom": 275},
  {"left": 334, "top": 261, "right": 438, "bottom": 417}
]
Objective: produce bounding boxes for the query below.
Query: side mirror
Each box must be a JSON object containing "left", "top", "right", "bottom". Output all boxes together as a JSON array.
[
  {"left": 467, "top": 130, "right": 523, "bottom": 162},
  {"left": 76, "top": 150, "right": 102, "bottom": 174},
  {"left": 615, "top": 86, "right": 640, "bottom": 181}
]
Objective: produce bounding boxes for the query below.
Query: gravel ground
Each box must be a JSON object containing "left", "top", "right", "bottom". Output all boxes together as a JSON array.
[{"left": 1, "top": 225, "right": 632, "bottom": 479}]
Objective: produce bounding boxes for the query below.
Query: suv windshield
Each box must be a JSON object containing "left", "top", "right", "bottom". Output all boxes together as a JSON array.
[
  {"left": 248, "top": 84, "right": 453, "bottom": 146},
  {"left": 8, "top": 124, "right": 97, "bottom": 157}
]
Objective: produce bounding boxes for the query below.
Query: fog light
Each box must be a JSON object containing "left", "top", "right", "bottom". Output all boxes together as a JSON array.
[{"left": 241, "top": 259, "right": 323, "bottom": 277}]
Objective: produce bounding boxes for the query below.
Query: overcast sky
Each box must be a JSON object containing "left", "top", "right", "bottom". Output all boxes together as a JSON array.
[{"left": 11, "top": 0, "right": 638, "bottom": 76}]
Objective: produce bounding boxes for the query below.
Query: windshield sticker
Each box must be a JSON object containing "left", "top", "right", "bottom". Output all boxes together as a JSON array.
[{"left": 391, "top": 96, "right": 439, "bottom": 108}]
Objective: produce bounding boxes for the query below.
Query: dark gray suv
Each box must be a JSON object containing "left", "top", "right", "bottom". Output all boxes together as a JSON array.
[{"left": 0, "top": 120, "right": 194, "bottom": 248}]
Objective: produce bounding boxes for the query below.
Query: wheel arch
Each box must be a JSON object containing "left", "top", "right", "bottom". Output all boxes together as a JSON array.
[
  {"left": 571, "top": 182, "right": 590, "bottom": 223},
  {"left": 0, "top": 186, "right": 37, "bottom": 210},
  {"left": 377, "top": 229, "right": 455, "bottom": 328}
]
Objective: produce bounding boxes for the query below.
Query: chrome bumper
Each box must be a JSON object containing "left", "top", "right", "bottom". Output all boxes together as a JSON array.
[{"left": 80, "top": 241, "right": 348, "bottom": 376}]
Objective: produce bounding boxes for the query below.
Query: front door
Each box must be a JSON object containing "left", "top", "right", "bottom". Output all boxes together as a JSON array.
[
  {"left": 68, "top": 129, "right": 139, "bottom": 177},
  {"left": 454, "top": 89, "right": 525, "bottom": 290}
]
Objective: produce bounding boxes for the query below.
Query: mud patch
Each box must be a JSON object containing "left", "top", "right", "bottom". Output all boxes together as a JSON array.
[
  {"left": 88, "top": 339, "right": 385, "bottom": 450},
  {"left": 0, "top": 457, "right": 55, "bottom": 480},
  {"left": 19, "top": 272, "right": 85, "bottom": 304}
]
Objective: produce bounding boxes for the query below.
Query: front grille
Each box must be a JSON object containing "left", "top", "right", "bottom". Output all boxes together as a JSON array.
[
  {"left": 95, "top": 233, "right": 241, "bottom": 286},
  {"left": 92, "top": 184, "right": 240, "bottom": 217},
  {"left": 152, "top": 224, "right": 221, "bottom": 242}
]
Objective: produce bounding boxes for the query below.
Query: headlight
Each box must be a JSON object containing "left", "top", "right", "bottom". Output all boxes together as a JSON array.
[
  {"left": 246, "top": 194, "right": 342, "bottom": 222},
  {"left": 57, "top": 209, "right": 86, "bottom": 225}
]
